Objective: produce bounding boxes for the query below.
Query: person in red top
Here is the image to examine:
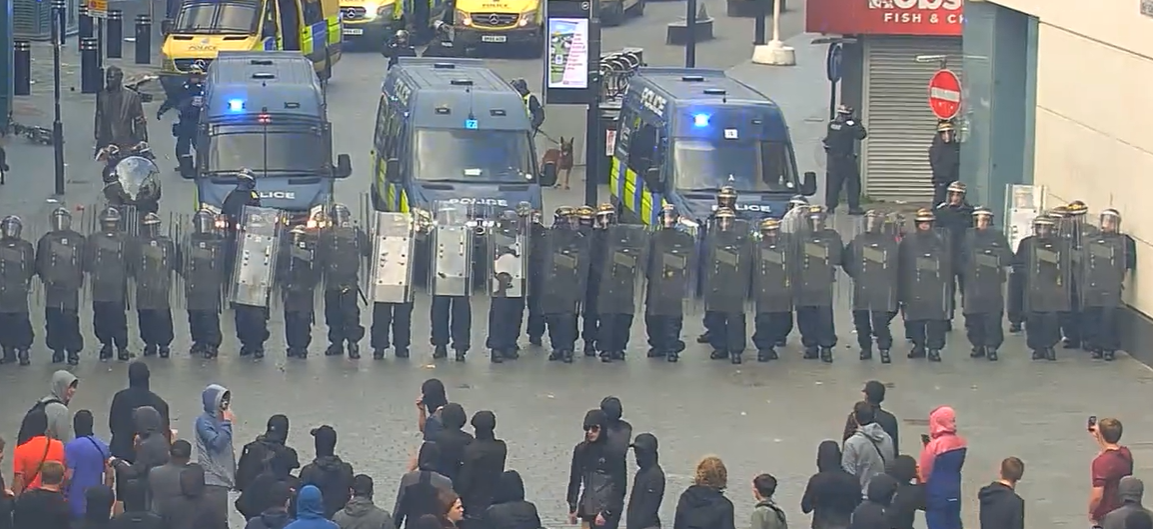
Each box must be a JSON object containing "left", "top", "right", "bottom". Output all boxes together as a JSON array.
[
  {"left": 1091, "top": 417, "right": 1135, "bottom": 526},
  {"left": 11, "top": 409, "right": 67, "bottom": 494}
]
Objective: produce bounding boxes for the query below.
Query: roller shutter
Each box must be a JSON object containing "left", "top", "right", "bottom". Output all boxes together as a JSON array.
[{"left": 861, "top": 36, "right": 963, "bottom": 202}]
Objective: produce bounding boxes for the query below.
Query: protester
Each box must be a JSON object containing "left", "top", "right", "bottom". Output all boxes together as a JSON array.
[
  {"left": 438, "top": 490, "right": 464, "bottom": 529},
  {"left": 1091, "top": 418, "right": 1135, "bottom": 526},
  {"left": 480, "top": 470, "right": 542, "bottom": 529},
  {"left": 245, "top": 481, "right": 294, "bottom": 529},
  {"left": 1127, "top": 512, "right": 1153, "bottom": 529},
  {"left": 11, "top": 409, "right": 66, "bottom": 494},
  {"left": 978, "top": 456, "right": 1025, "bottom": 529},
  {"left": 109, "top": 478, "right": 164, "bottom": 529},
  {"left": 108, "top": 362, "right": 171, "bottom": 464},
  {"left": 750, "top": 474, "right": 787, "bottom": 529},
  {"left": 195, "top": 384, "right": 236, "bottom": 527},
  {"left": 600, "top": 397, "right": 632, "bottom": 529},
  {"left": 237, "top": 414, "right": 299, "bottom": 492},
  {"left": 77, "top": 485, "right": 115, "bottom": 529},
  {"left": 1103, "top": 476, "right": 1152, "bottom": 529},
  {"left": 236, "top": 448, "right": 302, "bottom": 519},
  {"left": 418, "top": 379, "right": 449, "bottom": 441},
  {"left": 919, "top": 406, "right": 966, "bottom": 529},
  {"left": 395, "top": 442, "right": 454, "bottom": 529},
  {"left": 842, "top": 402, "right": 895, "bottom": 498},
  {"left": 430, "top": 404, "right": 473, "bottom": 486},
  {"left": 333, "top": 475, "right": 395, "bottom": 529},
  {"left": 567, "top": 410, "right": 622, "bottom": 529},
  {"left": 458, "top": 411, "right": 506, "bottom": 515},
  {"left": 42, "top": 370, "right": 79, "bottom": 443},
  {"left": 65, "top": 410, "right": 114, "bottom": 520},
  {"left": 672, "top": 456, "right": 735, "bottom": 529},
  {"left": 885, "top": 455, "right": 924, "bottom": 529},
  {"left": 162, "top": 463, "right": 222, "bottom": 529},
  {"left": 626, "top": 434, "right": 664, "bottom": 529},
  {"left": 12, "top": 461, "right": 71, "bottom": 529},
  {"left": 286, "top": 485, "right": 340, "bottom": 529},
  {"left": 110, "top": 406, "right": 171, "bottom": 511},
  {"left": 300, "top": 425, "right": 356, "bottom": 519},
  {"left": 149, "top": 440, "right": 193, "bottom": 517},
  {"left": 847, "top": 475, "right": 899, "bottom": 529},
  {"left": 801, "top": 440, "right": 860, "bottom": 529},
  {"left": 842, "top": 381, "right": 899, "bottom": 456}
]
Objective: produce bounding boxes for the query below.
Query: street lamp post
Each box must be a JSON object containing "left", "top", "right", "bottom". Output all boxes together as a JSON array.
[
  {"left": 51, "top": 0, "right": 67, "bottom": 196},
  {"left": 750, "top": 0, "right": 794, "bottom": 65}
]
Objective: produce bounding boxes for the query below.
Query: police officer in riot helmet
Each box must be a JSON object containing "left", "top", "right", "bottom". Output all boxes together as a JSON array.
[
  {"left": 158, "top": 59, "right": 206, "bottom": 176},
  {"left": 594, "top": 203, "right": 643, "bottom": 363},
  {"left": 1060, "top": 200, "right": 1091, "bottom": 349},
  {"left": 85, "top": 206, "right": 133, "bottom": 361},
  {"left": 645, "top": 204, "right": 692, "bottom": 362},
  {"left": 234, "top": 211, "right": 273, "bottom": 358},
  {"left": 1013, "top": 214, "right": 1071, "bottom": 361},
  {"left": 181, "top": 208, "right": 227, "bottom": 359},
  {"left": 369, "top": 210, "right": 416, "bottom": 360},
  {"left": 511, "top": 78, "right": 545, "bottom": 137},
  {"left": 575, "top": 205, "right": 595, "bottom": 232},
  {"left": 279, "top": 224, "right": 321, "bottom": 359},
  {"left": 1080, "top": 209, "right": 1135, "bottom": 361},
  {"left": 318, "top": 203, "right": 370, "bottom": 359},
  {"left": 702, "top": 207, "right": 751, "bottom": 363},
  {"left": 750, "top": 217, "right": 793, "bottom": 362},
  {"left": 130, "top": 212, "right": 177, "bottom": 359},
  {"left": 716, "top": 186, "right": 738, "bottom": 211},
  {"left": 485, "top": 209, "right": 527, "bottom": 363},
  {"left": 929, "top": 121, "right": 961, "bottom": 206},
  {"left": 36, "top": 207, "right": 87, "bottom": 365},
  {"left": 554, "top": 206, "right": 575, "bottom": 227},
  {"left": 385, "top": 29, "right": 418, "bottom": 69},
  {"left": 221, "top": 168, "right": 261, "bottom": 234},
  {"left": 794, "top": 205, "right": 842, "bottom": 363},
  {"left": 934, "top": 181, "right": 973, "bottom": 330},
  {"left": 960, "top": 206, "right": 1013, "bottom": 362},
  {"left": 843, "top": 210, "right": 899, "bottom": 364},
  {"left": 0, "top": 215, "right": 36, "bottom": 366},
  {"left": 582, "top": 204, "right": 615, "bottom": 360},
  {"left": 519, "top": 201, "right": 547, "bottom": 347},
  {"left": 823, "top": 105, "right": 868, "bottom": 215},
  {"left": 898, "top": 207, "right": 952, "bottom": 362}
]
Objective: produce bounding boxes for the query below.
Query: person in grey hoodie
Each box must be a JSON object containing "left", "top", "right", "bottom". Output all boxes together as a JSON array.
[
  {"left": 841, "top": 401, "right": 894, "bottom": 499},
  {"left": 194, "top": 383, "right": 236, "bottom": 527},
  {"left": 149, "top": 440, "right": 193, "bottom": 516},
  {"left": 1103, "top": 477, "right": 1153, "bottom": 529},
  {"left": 42, "top": 370, "right": 78, "bottom": 443},
  {"left": 110, "top": 406, "right": 171, "bottom": 511},
  {"left": 334, "top": 475, "right": 395, "bottom": 529}
]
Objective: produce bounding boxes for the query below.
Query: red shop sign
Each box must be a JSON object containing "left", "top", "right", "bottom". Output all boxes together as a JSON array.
[{"left": 806, "top": 0, "right": 963, "bottom": 37}]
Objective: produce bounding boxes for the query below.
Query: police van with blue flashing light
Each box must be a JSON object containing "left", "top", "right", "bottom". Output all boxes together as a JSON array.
[
  {"left": 193, "top": 51, "right": 352, "bottom": 223},
  {"left": 609, "top": 68, "right": 817, "bottom": 225},
  {"left": 369, "top": 58, "right": 557, "bottom": 217}
]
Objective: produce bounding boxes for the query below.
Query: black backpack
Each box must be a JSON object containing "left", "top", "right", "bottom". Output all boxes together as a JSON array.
[{"left": 17, "top": 398, "right": 61, "bottom": 446}]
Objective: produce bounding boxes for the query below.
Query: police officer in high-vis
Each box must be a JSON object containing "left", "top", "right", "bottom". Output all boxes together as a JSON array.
[
  {"left": 157, "top": 59, "right": 206, "bottom": 176},
  {"left": 36, "top": 207, "right": 86, "bottom": 366},
  {"left": 511, "top": 78, "right": 544, "bottom": 138},
  {"left": 822, "top": 105, "right": 867, "bottom": 215}
]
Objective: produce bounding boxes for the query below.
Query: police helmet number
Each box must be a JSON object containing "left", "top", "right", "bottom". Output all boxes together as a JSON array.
[
  {"left": 447, "top": 198, "right": 509, "bottom": 206},
  {"left": 640, "top": 88, "right": 667, "bottom": 117}
]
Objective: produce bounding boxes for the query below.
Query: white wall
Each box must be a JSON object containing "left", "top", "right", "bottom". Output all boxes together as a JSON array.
[{"left": 989, "top": 0, "right": 1153, "bottom": 316}]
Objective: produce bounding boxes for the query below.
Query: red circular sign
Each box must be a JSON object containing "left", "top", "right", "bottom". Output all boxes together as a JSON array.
[{"left": 928, "top": 69, "right": 962, "bottom": 120}]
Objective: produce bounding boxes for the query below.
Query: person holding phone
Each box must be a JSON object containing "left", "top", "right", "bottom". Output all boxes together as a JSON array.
[
  {"left": 1089, "top": 417, "right": 1134, "bottom": 527},
  {"left": 194, "top": 384, "right": 236, "bottom": 527},
  {"left": 918, "top": 406, "right": 967, "bottom": 529}
]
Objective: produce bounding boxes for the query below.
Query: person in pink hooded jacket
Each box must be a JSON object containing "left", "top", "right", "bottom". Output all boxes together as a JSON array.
[{"left": 918, "top": 406, "right": 966, "bottom": 529}]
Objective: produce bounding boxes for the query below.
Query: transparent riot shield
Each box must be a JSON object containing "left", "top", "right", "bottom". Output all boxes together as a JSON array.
[
  {"left": 751, "top": 230, "right": 793, "bottom": 314},
  {"left": 645, "top": 223, "right": 698, "bottom": 316},
  {"left": 1079, "top": 224, "right": 1131, "bottom": 309},
  {"left": 369, "top": 212, "right": 417, "bottom": 303},
  {"left": 539, "top": 228, "right": 591, "bottom": 314},
  {"left": 1004, "top": 184, "right": 1047, "bottom": 252},
  {"left": 597, "top": 224, "right": 649, "bottom": 315},
  {"left": 1023, "top": 236, "right": 1072, "bottom": 314},
  {"left": 429, "top": 202, "right": 473, "bottom": 297},
  {"left": 486, "top": 216, "right": 529, "bottom": 298},
  {"left": 179, "top": 230, "right": 227, "bottom": 313},
  {"left": 229, "top": 206, "right": 283, "bottom": 308},
  {"left": 698, "top": 219, "right": 753, "bottom": 313}
]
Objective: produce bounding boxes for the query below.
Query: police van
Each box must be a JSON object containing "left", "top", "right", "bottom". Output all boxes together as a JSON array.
[
  {"left": 610, "top": 68, "right": 817, "bottom": 225},
  {"left": 369, "top": 58, "right": 556, "bottom": 216},
  {"left": 193, "top": 52, "right": 353, "bottom": 222}
]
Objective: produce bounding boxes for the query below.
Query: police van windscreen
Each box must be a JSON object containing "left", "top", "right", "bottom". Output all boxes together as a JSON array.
[
  {"left": 672, "top": 138, "right": 796, "bottom": 193},
  {"left": 174, "top": 0, "right": 259, "bottom": 34},
  {"left": 206, "top": 130, "right": 326, "bottom": 175},
  {"left": 414, "top": 129, "right": 535, "bottom": 183}
]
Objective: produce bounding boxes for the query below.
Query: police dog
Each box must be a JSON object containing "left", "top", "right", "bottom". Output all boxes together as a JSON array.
[{"left": 541, "top": 137, "right": 574, "bottom": 189}]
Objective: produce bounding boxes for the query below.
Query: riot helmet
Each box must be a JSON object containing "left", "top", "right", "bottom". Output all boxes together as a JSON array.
[
  {"left": 595, "top": 203, "right": 615, "bottom": 229},
  {"left": 1033, "top": 214, "right": 1056, "bottom": 237},
  {"left": 658, "top": 204, "right": 679, "bottom": 229},
  {"left": 188, "top": 59, "right": 207, "bottom": 81},
  {"left": 946, "top": 181, "right": 966, "bottom": 205},
  {"left": 395, "top": 29, "right": 409, "bottom": 45},
  {"left": 972, "top": 206, "right": 994, "bottom": 229},
  {"left": 236, "top": 169, "right": 257, "bottom": 191},
  {"left": 759, "top": 218, "right": 781, "bottom": 238},
  {"left": 717, "top": 186, "right": 738, "bottom": 209},
  {"left": 193, "top": 208, "right": 216, "bottom": 234},
  {"left": 1048, "top": 205, "right": 1069, "bottom": 220},
  {"left": 530, "top": 209, "right": 543, "bottom": 225},
  {"left": 554, "top": 206, "right": 574, "bottom": 226},
  {"left": 516, "top": 201, "right": 533, "bottom": 218},
  {"left": 1067, "top": 200, "right": 1089, "bottom": 218},
  {"left": 714, "top": 207, "right": 736, "bottom": 232},
  {"left": 329, "top": 203, "right": 352, "bottom": 227},
  {"left": 99, "top": 206, "right": 122, "bottom": 232},
  {"left": 110, "top": 156, "right": 162, "bottom": 204},
  {"left": 0, "top": 215, "right": 23, "bottom": 239},
  {"left": 808, "top": 205, "right": 828, "bottom": 231},
  {"left": 913, "top": 207, "right": 935, "bottom": 231},
  {"left": 141, "top": 212, "right": 162, "bottom": 237},
  {"left": 510, "top": 78, "right": 529, "bottom": 96},
  {"left": 786, "top": 195, "right": 809, "bottom": 213},
  {"left": 1100, "top": 209, "right": 1122, "bottom": 233},
  {"left": 937, "top": 120, "right": 955, "bottom": 142},
  {"left": 49, "top": 207, "right": 72, "bottom": 232},
  {"left": 576, "top": 206, "right": 595, "bottom": 228},
  {"left": 836, "top": 104, "right": 853, "bottom": 118},
  {"left": 863, "top": 210, "right": 884, "bottom": 233},
  {"left": 500, "top": 209, "right": 519, "bottom": 223},
  {"left": 289, "top": 224, "right": 308, "bottom": 245}
]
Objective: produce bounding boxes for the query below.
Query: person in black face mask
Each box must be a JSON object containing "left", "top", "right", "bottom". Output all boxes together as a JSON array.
[
  {"left": 801, "top": 440, "right": 860, "bottom": 529},
  {"left": 568, "top": 410, "right": 620, "bottom": 529},
  {"left": 599, "top": 397, "right": 631, "bottom": 529},
  {"left": 626, "top": 434, "right": 664, "bottom": 529},
  {"left": 431, "top": 404, "right": 473, "bottom": 485},
  {"left": 458, "top": 411, "right": 506, "bottom": 516},
  {"left": 481, "top": 470, "right": 542, "bottom": 529},
  {"left": 236, "top": 414, "right": 299, "bottom": 492},
  {"left": 299, "top": 425, "right": 355, "bottom": 519}
]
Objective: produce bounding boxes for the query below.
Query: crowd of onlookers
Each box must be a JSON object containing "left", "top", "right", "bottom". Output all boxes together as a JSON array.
[{"left": 0, "top": 366, "right": 1148, "bottom": 529}]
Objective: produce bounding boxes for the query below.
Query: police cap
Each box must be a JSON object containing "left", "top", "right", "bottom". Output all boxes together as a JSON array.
[
  {"left": 1048, "top": 205, "right": 1070, "bottom": 218},
  {"left": 1067, "top": 200, "right": 1088, "bottom": 216},
  {"left": 290, "top": 224, "right": 308, "bottom": 236},
  {"left": 142, "top": 212, "right": 162, "bottom": 226},
  {"left": 596, "top": 203, "right": 615, "bottom": 214},
  {"left": 555, "top": 206, "right": 574, "bottom": 217},
  {"left": 1034, "top": 214, "right": 1057, "bottom": 227}
]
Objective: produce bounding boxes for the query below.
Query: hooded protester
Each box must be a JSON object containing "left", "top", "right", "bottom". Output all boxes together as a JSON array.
[
  {"left": 111, "top": 406, "right": 171, "bottom": 510},
  {"left": 801, "top": 441, "right": 860, "bottom": 529},
  {"left": 300, "top": 425, "right": 356, "bottom": 519},
  {"left": 149, "top": 440, "right": 193, "bottom": 517},
  {"left": 65, "top": 410, "right": 114, "bottom": 520},
  {"left": 884, "top": 455, "right": 924, "bottom": 529},
  {"left": 918, "top": 406, "right": 966, "bottom": 529},
  {"left": 626, "top": 433, "right": 664, "bottom": 529},
  {"left": 334, "top": 475, "right": 395, "bottom": 529},
  {"left": 287, "top": 485, "right": 340, "bottom": 529},
  {"left": 396, "top": 442, "right": 454, "bottom": 529},
  {"left": 418, "top": 379, "right": 449, "bottom": 442},
  {"left": 847, "top": 475, "right": 899, "bottom": 529},
  {"left": 246, "top": 481, "right": 295, "bottom": 529},
  {"left": 27, "top": 370, "right": 78, "bottom": 444},
  {"left": 842, "top": 402, "right": 895, "bottom": 498},
  {"left": 600, "top": 396, "right": 633, "bottom": 529},
  {"left": 109, "top": 479, "right": 165, "bottom": 529},
  {"left": 77, "top": 485, "right": 115, "bottom": 529},
  {"left": 1103, "top": 477, "right": 1153, "bottom": 529},
  {"left": 161, "top": 463, "right": 224, "bottom": 529},
  {"left": 481, "top": 470, "right": 541, "bottom": 529},
  {"left": 672, "top": 456, "right": 736, "bottom": 529},
  {"left": 978, "top": 456, "right": 1025, "bottom": 529},
  {"left": 568, "top": 410, "right": 622, "bottom": 529},
  {"left": 109, "top": 362, "right": 171, "bottom": 462},
  {"left": 458, "top": 411, "right": 507, "bottom": 515},
  {"left": 236, "top": 447, "right": 303, "bottom": 519},
  {"left": 842, "top": 381, "right": 899, "bottom": 456},
  {"left": 194, "top": 383, "right": 236, "bottom": 527},
  {"left": 238, "top": 415, "right": 300, "bottom": 492},
  {"left": 431, "top": 404, "right": 474, "bottom": 485}
]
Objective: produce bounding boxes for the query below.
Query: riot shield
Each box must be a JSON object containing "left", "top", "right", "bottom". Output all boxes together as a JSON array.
[
  {"left": 1079, "top": 228, "right": 1130, "bottom": 308},
  {"left": 596, "top": 224, "right": 649, "bottom": 315},
  {"left": 180, "top": 232, "right": 227, "bottom": 312},
  {"left": 131, "top": 235, "right": 176, "bottom": 310},
  {"left": 229, "top": 206, "right": 282, "bottom": 307},
  {"left": 1023, "top": 237, "right": 1072, "bottom": 313},
  {"left": 752, "top": 232, "right": 793, "bottom": 314},
  {"left": 486, "top": 215, "right": 529, "bottom": 298},
  {"left": 645, "top": 226, "right": 698, "bottom": 316},
  {"left": 699, "top": 219, "right": 753, "bottom": 313},
  {"left": 429, "top": 202, "right": 473, "bottom": 297},
  {"left": 898, "top": 232, "right": 953, "bottom": 320},
  {"left": 960, "top": 228, "right": 1011, "bottom": 315},
  {"left": 369, "top": 212, "right": 417, "bottom": 303},
  {"left": 793, "top": 230, "right": 841, "bottom": 308},
  {"left": 846, "top": 232, "right": 899, "bottom": 313},
  {"left": 1004, "top": 184, "right": 1047, "bottom": 252},
  {"left": 538, "top": 228, "right": 591, "bottom": 314}
]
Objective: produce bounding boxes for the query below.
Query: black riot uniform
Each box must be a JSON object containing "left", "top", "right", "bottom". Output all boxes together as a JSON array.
[
  {"left": 279, "top": 225, "right": 321, "bottom": 358},
  {"left": 928, "top": 121, "right": 961, "bottom": 206},
  {"left": 960, "top": 207, "right": 1013, "bottom": 361},
  {"left": 543, "top": 207, "right": 591, "bottom": 363},
  {"left": 702, "top": 208, "right": 753, "bottom": 364},
  {"left": 485, "top": 209, "right": 530, "bottom": 363},
  {"left": 593, "top": 209, "right": 647, "bottom": 363},
  {"left": 844, "top": 211, "right": 900, "bottom": 364},
  {"left": 36, "top": 208, "right": 86, "bottom": 365},
  {"left": 0, "top": 216, "right": 36, "bottom": 366},
  {"left": 750, "top": 219, "right": 793, "bottom": 362},
  {"left": 129, "top": 213, "right": 177, "bottom": 358},
  {"left": 1080, "top": 209, "right": 1136, "bottom": 360},
  {"left": 1059, "top": 201, "right": 1092, "bottom": 349},
  {"left": 157, "top": 60, "right": 205, "bottom": 176},
  {"left": 823, "top": 105, "right": 867, "bottom": 215},
  {"left": 795, "top": 206, "right": 843, "bottom": 363},
  {"left": 524, "top": 207, "right": 548, "bottom": 346},
  {"left": 222, "top": 170, "right": 261, "bottom": 235},
  {"left": 233, "top": 209, "right": 275, "bottom": 358},
  {"left": 318, "top": 204, "right": 370, "bottom": 358},
  {"left": 898, "top": 208, "right": 952, "bottom": 362},
  {"left": 934, "top": 181, "right": 974, "bottom": 328},
  {"left": 1014, "top": 214, "right": 1072, "bottom": 361},
  {"left": 576, "top": 205, "right": 602, "bottom": 356},
  {"left": 180, "top": 210, "right": 226, "bottom": 358},
  {"left": 385, "top": 30, "right": 418, "bottom": 68},
  {"left": 645, "top": 205, "right": 694, "bottom": 362},
  {"left": 697, "top": 187, "right": 739, "bottom": 345},
  {"left": 84, "top": 207, "right": 132, "bottom": 361}
]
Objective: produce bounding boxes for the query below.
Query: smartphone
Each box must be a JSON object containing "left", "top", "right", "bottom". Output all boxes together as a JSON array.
[
  {"left": 921, "top": 434, "right": 931, "bottom": 446},
  {"left": 1088, "top": 415, "right": 1097, "bottom": 431}
]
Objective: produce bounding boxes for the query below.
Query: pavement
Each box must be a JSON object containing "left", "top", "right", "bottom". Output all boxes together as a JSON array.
[{"left": 3, "top": 8, "right": 1152, "bottom": 529}]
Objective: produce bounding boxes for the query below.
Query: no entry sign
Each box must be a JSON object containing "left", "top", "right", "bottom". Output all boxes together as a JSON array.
[{"left": 928, "top": 69, "right": 962, "bottom": 120}]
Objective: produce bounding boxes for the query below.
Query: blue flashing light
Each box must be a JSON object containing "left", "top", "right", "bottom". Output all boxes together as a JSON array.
[
  {"left": 464, "top": 119, "right": 479, "bottom": 130},
  {"left": 228, "top": 99, "right": 245, "bottom": 112},
  {"left": 692, "top": 113, "right": 711, "bottom": 127}
]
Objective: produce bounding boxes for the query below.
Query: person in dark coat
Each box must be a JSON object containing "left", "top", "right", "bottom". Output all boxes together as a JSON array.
[
  {"left": 431, "top": 404, "right": 473, "bottom": 486},
  {"left": 847, "top": 475, "right": 899, "bottom": 529},
  {"left": 162, "top": 463, "right": 224, "bottom": 529},
  {"left": 885, "top": 455, "right": 924, "bottom": 529},
  {"left": 12, "top": 461, "right": 70, "bottom": 529},
  {"left": 237, "top": 415, "right": 300, "bottom": 492},
  {"left": 300, "top": 426, "right": 355, "bottom": 519},
  {"left": 395, "top": 443, "right": 454, "bottom": 529},
  {"left": 333, "top": 475, "right": 395, "bottom": 529},
  {"left": 672, "top": 456, "right": 735, "bottom": 529},
  {"left": 842, "top": 381, "right": 899, "bottom": 457},
  {"left": 457, "top": 411, "right": 506, "bottom": 516},
  {"left": 801, "top": 440, "right": 861, "bottom": 529},
  {"left": 109, "top": 479, "right": 165, "bottom": 529},
  {"left": 236, "top": 446, "right": 302, "bottom": 519},
  {"left": 244, "top": 482, "right": 293, "bottom": 529},
  {"left": 418, "top": 379, "right": 449, "bottom": 442},
  {"left": 626, "top": 433, "right": 664, "bottom": 529},
  {"left": 600, "top": 396, "right": 633, "bottom": 529},
  {"left": 978, "top": 457, "right": 1025, "bottom": 529},
  {"left": 110, "top": 406, "right": 171, "bottom": 511},
  {"left": 479, "top": 470, "right": 540, "bottom": 529},
  {"left": 109, "top": 362, "right": 171, "bottom": 462},
  {"left": 567, "top": 410, "right": 622, "bottom": 529},
  {"left": 78, "top": 485, "right": 115, "bottom": 529}
]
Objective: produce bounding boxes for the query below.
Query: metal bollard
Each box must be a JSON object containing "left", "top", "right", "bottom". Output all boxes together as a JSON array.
[
  {"left": 108, "top": 9, "right": 123, "bottom": 58},
  {"left": 134, "top": 14, "right": 152, "bottom": 64},
  {"left": 81, "top": 37, "right": 101, "bottom": 94},
  {"left": 51, "top": 0, "right": 66, "bottom": 45},
  {"left": 79, "top": 4, "right": 93, "bottom": 52},
  {"left": 14, "top": 41, "right": 32, "bottom": 96}
]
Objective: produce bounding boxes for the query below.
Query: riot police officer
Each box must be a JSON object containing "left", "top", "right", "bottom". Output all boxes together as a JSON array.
[
  {"left": 578, "top": 205, "right": 605, "bottom": 356},
  {"left": 543, "top": 206, "right": 591, "bottom": 363},
  {"left": 222, "top": 169, "right": 261, "bottom": 233},
  {"left": 232, "top": 208, "right": 276, "bottom": 359},
  {"left": 594, "top": 206, "right": 646, "bottom": 363},
  {"left": 385, "top": 29, "right": 418, "bottom": 68},
  {"left": 697, "top": 186, "right": 742, "bottom": 346},
  {"left": 280, "top": 225, "right": 321, "bottom": 358},
  {"left": 486, "top": 209, "right": 528, "bottom": 363},
  {"left": 130, "top": 212, "right": 176, "bottom": 358},
  {"left": 368, "top": 209, "right": 416, "bottom": 360},
  {"left": 702, "top": 207, "right": 752, "bottom": 364},
  {"left": 85, "top": 206, "right": 131, "bottom": 361},
  {"left": 1014, "top": 214, "right": 1071, "bottom": 361},
  {"left": 1081, "top": 209, "right": 1136, "bottom": 361},
  {"left": 318, "top": 203, "right": 370, "bottom": 359},
  {"left": 157, "top": 59, "right": 206, "bottom": 176},
  {"left": 929, "top": 121, "right": 961, "bottom": 206},
  {"left": 751, "top": 218, "right": 793, "bottom": 362},
  {"left": 428, "top": 206, "right": 474, "bottom": 363},
  {"left": 898, "top": 208, "right": 952, "bottom": 362},
  {"left": 645, "top": 205, "right": 693, "bottom": 362},
  {"left": 180, "top": 209, "right": 226, "bottom": 359},
  {"left": 1061, "top": 200, "right": 1091, "bottom": 349},
  {"left": 523, "top": 203, "right": 548, "bottom": 347},
  {"left": 795, "top": 205, "right": 842, "bottom": 363},
  {"left": 934, "top": 181, "right": 974, "bottom": 329},
  {"left": 959, "top": 207, "right": 1013, "bottom": 361},
  {"left": 823, "top": 105, "right": 867, "bottom": 215},
  {"left": 36, "top": 207, "right": 86, "bottom": 365},
  {"left": 844, "top": 210, "right": 899, "bottom": 364},
  {"left": 0, "top": 216, "right": 36, "bottom": 366}
]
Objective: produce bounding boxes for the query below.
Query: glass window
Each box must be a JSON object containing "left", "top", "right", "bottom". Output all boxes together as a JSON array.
[
  {"left": 302, "top": 0, "right": 322, "bottom": 24},
  {"left": 206, "top": 131, "right": 326, "bottom": 174},
  {"left": 175, "top": 1, "right": 261, "bottom": 34},
  {"left": 671, "top": 138, "right": 796, "bottom": 192},
  {"left": 412, "top": 129, "right": 536, "bottom": 183}
]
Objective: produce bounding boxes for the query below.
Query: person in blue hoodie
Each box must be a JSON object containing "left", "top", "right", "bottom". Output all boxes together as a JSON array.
[
  {"left": 195, "top": 384, "right": 236, "bottom": 528},
  {"left": 287, "top": 485, "right": 340, "bottom": 529}
]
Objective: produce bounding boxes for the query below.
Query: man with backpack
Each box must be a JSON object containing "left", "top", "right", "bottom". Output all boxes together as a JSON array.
[
  {"left": 18, "top": 371, "right": 77, "bottom": 446},
  {"left": 237, "top": 415, "right": 300, "bottom": 492}
]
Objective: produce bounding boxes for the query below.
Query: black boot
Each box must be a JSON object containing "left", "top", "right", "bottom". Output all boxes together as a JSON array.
[
  {"left": 820, "top": 347, "right": 834, "bottom": 364},
  {"left": 730, "top": 352, "right": 742, "bottom": 364},
  {"left": 879, "top": 349, "right": 892, "bottom": 364},
  {"left": 158, "top": 346, "right": 170, "bottom": 359},
  {"left": 67, "top": 350, "right": 80, "bottom": 366},
  {"left": 504, "top": 349, "right": 520, "bottom": 360},
  {"left": 325, "top": 343, "right": 343, "bottom": 356},
  {"left": 99, "top": 344, "right": 114, "bottom": 360},
  {"left": 294, "top": 348, "right": 307, "bottom": 359},
  {"left": 1045, "top": 347, "right": 1056, "bottom": 361},
  {"left": 987, "top": 348, "right": 998, "bottom": 361},
  {"left": 347, "top": 342, "right": 361, "bottom": 359},
  {"left": 908, "top": 346, "right": 926, "bottom": 359},
  {"left": 970, "top": 346, "right": 986, "bottom": 358},
  {"left": 239, "top": 346, "right": 252, "bottom": 357},
  {"left": 190, "top": 343, "right": 204, "bottom": 357},
  {"left": 395, "top": 347, "right": 410, "bottom": 359},
  {"left": 454, "top": 349, "right": 467, "bottom": 362},
  {"left": 0, "top": 347, "right": 15, "bottom": 364},
  {"left": 646, "top": 348, "right": 661, "bottom": 358},
  {"left": 17, "top": 349, "right": 30, "bottom": 366},
  {"left": 253, "top": 346, "right": 265, "bottom": 359},
  {"left": 583, "top": 341, "right": 597, "bottom": 357},
  {"left": 927, "top": 349, "right": 942, "bottom": 362},
  {"left": 1031, "top": 349, "right": 1045, "bottom": 360},
  {"left": 143, "top": 344, "right": 158, "bottom": 357},
  {"left": 709, "top": 349, "right": 728, "bottom": 360},
  {"left": 548, "top": 349, "right": 562, "bottom": 361},
  {"left": 1091, "top": 349, "right": 1104, "bottom": 359},
  {"left": 859, "top": 347, "right": 872, "bottom": 361},
  {"left": 666, "top": 351, "right": 679, "bottom": 363},
  {"left": 599, "top": 350, "right": 613, "bottom": 363},
  {"left": 1009, "top": 322, "right": 1023, "bottom": 333},
  {"left": 696, "top": 332, "right": 710, "bottom": 344},
  {"left": 1104, "top": 350, "right": 1116, "bottom": 361},
  {"left": 51, "top": 350, "right": 65, "bottom": 363},
  {"left": 373, "top": 348, "right": 386, "bottom": 360},
  {"left": 117, "top": 347, "right": 132, "bottom": 361},
  {"left": 203, "top": 346, "right": 219, "bottom": 359},
  {"left": 490, "top": 350, "right": 504, "bottom": 363},
  {"left": 803, "top": 346, "right": 819, "bottom": 359},
  {"left": 433, "top": 345, "right": 448, "bottom": 359},
  {"left": 757, "top": 348, "right": 778, "bottom": 362},
  {"left": 561, "top": 349, "right": 574, "bottom": 363}
]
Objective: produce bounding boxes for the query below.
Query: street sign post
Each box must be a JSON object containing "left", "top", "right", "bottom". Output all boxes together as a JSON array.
[
  {"left": 928, "top": 69, "right": 962, "bottom": 120},
  {"left": 89, "top": 0, "right": 108, "bottom": 18}
]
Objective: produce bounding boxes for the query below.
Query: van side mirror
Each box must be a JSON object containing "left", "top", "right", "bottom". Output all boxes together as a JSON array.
[
  {"left": 643, "top": 167, "right": 665, "bottom": 194},
  {"left": 161, "top": 19, "right": 173, "bottom": 35},
  {"left": 385, "top": 158, "right": 402, "bottom": 182},
  {"left": 800, "top": 171, "right": 817, "bottom": 196},
  {"left": 540, "top": 162, "right": 557, "bottom": 187},
  {"left": 334, "top": 154, "right": 352, "bottom": 178}
]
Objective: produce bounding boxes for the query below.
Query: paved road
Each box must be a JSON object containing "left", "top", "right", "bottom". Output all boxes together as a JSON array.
[{"left": 3, "top": 18, "right": 1148, "bottom": 529}]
